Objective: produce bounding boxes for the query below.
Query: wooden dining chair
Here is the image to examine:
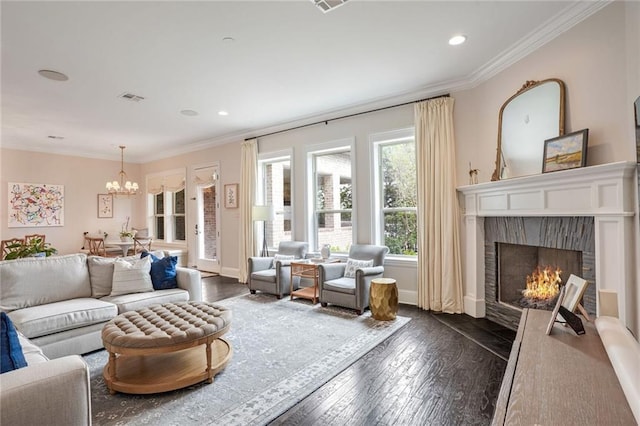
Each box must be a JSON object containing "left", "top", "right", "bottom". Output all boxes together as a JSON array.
[
  {"left": 132, "top": 236, "right": 153, "bottom": 254},
  {"left": 85, "top": 237, "right": 119, "bottom": 257},
  {"left": 1, "top": 238, "right": 25, "bottom": 260}
]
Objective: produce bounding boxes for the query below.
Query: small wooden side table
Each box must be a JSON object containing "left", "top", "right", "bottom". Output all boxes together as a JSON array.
[
  {"left": 290, "top": 259, "right": 340, "bottom": 304},
  {"left": 370, "top": 278, "right": 398, "bottom": 320}
]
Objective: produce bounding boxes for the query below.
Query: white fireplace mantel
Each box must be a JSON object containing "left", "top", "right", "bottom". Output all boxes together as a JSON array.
[{"left": 457, "top": 161, "right": 637, "bottom": 331}]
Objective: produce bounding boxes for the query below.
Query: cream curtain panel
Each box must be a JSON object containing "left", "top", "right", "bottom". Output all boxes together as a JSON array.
[
  {"left": 238, "top": 139, "right": 258, "bottom": 283},
  {"left": 415, "top": 97, "right": 463, "bottom": 313}
]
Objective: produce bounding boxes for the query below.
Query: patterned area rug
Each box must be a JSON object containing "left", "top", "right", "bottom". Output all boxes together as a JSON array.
[{"left": 85, "top": 293, "right": 410, "bottom": 425}]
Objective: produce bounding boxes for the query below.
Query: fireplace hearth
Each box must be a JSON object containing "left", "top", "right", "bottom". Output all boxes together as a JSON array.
[{"left": 484, "top": 217, "right": 595, "bottom": 330}]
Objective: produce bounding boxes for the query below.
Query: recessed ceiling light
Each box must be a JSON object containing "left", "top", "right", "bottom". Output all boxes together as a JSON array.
[
  {"left": 180, "top": 109, "right": 199, "bottom": 117},
  {"left": 218, "top": 110, "right": 229, "bottom": 116},
  {"left": 38, "top": 69, "right": 69, "bottom": 81},
  {"left": 448, "top": 35, "right": 467, "bottom": 46}
]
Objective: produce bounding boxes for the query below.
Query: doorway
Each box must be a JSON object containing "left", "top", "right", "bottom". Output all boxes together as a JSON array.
[{"left": 193, "top": 165, "right": 220, "bottom": 273}]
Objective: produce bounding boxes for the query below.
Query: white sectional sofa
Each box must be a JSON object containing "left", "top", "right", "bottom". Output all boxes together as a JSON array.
[{"left": 0, "top": 252, "right": 202, "bottom": 425}]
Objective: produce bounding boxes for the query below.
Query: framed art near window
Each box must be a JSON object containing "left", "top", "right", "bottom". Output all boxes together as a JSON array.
[
  {"left": 224, "top": 184, "right": 238, "bottom": 209},
  {"left": 542, "top": 129, "right": 589, "bottom": 173},
  {"left": 97, "top": 194, "right": 113, "bottom": 218}
]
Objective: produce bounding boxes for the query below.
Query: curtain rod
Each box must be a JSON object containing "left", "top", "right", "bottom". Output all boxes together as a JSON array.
[{"left": 245, "top": 93, "right": 450, "bottom": 141}]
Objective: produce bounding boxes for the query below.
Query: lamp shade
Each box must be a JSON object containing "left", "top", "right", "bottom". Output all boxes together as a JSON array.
[{"left": 252, "top": 205, "right": 275, "bottom": 221}]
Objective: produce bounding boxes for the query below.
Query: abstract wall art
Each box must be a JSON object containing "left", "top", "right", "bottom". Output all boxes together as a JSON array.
[{"left": 8, "top": 182, "right": 64, "bottom": 227}]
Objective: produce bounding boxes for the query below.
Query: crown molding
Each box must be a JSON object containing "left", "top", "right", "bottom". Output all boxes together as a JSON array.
[{"left": 465, "top": 0, "right": 612, "bottom": 90}]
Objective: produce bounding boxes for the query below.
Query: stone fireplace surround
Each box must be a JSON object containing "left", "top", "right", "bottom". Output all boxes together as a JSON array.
[{"left": 458, "top": 161, "right": 637, "bottom": 331}]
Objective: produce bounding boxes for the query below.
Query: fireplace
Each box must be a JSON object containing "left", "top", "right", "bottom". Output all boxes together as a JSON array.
[
  {"left": 497, "top": 243, "right": 582, "bottom": 311},
  {"left": 483, "top": 217, "right": 596, "bottom": 329},
  {"left": 457, "top": 162, "right": 636, "bottom": 333}
]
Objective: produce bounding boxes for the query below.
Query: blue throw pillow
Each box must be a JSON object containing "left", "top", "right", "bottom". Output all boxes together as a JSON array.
[
  {"left": 1, "top": 312, "right": 28, "bottom": 374},
  {"left": 141, "top": 252, "right": 178, "bottom": 290}
]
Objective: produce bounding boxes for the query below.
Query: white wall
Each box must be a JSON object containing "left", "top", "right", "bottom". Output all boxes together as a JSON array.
[
  {"left": 0, "top": 148, "right": 144, "bottom": 254},
  {"left": 454, "top": 1, "right": 638, "bottom": 185}
]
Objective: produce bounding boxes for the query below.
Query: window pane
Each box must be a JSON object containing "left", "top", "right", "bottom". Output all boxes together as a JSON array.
[
  {"left": 174, "top": 189, "right": 185, "bottom": 214},
  {"left": 156, "top": 217, "right": 165, "bottom": 240},
  {"left": 382, "top": 142, "right": 416, "bottom": 208},
  {"left": 174, "top": 216, "right": 185, "bottom": 241},
  {"left": 383, "top": 211, "right": 417, "bottom": 255},
  {"left": 317, "top": 212, "right": 352, "bottom": 253},
  {"left": 261, "top": 159, "right": 292, "bottom": 248},
  {"left": 155, "top": 193, "right": 164, "bottom": 214}
]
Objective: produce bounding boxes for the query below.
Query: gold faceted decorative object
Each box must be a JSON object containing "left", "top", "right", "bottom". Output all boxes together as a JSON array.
[{"left": 370, "top": 278, "right": 398, "bottom": 321}]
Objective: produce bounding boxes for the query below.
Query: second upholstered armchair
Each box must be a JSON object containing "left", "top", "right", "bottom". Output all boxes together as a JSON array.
[
  {"left": 247, "top": 241, "right": 309, "bottom": 298},
  {"left": 318, "top": 244, "right": 389, "bottom": 314}
]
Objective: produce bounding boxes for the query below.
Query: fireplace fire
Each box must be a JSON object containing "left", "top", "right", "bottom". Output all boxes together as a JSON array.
[{"left": 520, "top": 266, "right": 562, "bottom": 309}]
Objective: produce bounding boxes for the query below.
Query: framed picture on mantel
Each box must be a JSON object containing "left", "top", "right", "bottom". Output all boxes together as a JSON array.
[{"left": 542, "top": 129, "right": 589, "bottom": 173}]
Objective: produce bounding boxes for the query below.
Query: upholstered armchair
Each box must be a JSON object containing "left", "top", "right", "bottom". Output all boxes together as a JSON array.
[
  {"left": 318, "top": 244, "right": 389, "bottom": 314},
  {"left": 248, "top": 241, "right": 309, "bottom": 298}
]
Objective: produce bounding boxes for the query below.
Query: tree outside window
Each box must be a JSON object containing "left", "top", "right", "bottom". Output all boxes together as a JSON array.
[{"left": 379, "top": 140, "right": 417, "bottom": 255}]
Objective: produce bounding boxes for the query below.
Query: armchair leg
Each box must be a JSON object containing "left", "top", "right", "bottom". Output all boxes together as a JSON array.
[
  {"left": 321, "top": 302, "right": 328, "bottom": 307},
  {"left": 250, "top": 290, "right": 256, "bottom": 294},
  {"left": 356, "top": 309, "right": 364, "bottom": 315}
]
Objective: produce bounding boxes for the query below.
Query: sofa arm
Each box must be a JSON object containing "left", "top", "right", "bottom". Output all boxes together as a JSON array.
[
  {"left": 176, "top": 267, "right": 202, "bottom": 301},
  {"left": 248, "top": 256, "right": 274, "bottom": 273},
  {"left": 0, "top": 355, "right": 91, "bottom": 426}
]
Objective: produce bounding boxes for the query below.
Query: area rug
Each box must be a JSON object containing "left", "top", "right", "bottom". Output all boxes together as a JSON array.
[{"left": 84, "top": 293, "right": 410, "bottom": 425}]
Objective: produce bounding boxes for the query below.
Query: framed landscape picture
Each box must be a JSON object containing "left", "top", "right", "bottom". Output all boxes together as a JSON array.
[{"left": 542, "top": 129, "right": 589, "bottom": 173}]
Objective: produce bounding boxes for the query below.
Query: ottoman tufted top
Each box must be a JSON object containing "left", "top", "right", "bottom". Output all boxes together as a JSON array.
[{"left": 102, "top": 301, "right": 231, "bottom": 349}]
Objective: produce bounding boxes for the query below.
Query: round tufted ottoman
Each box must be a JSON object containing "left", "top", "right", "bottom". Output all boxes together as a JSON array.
[{"left": 101, "top": 301, "right": 232, "bottom": 394}]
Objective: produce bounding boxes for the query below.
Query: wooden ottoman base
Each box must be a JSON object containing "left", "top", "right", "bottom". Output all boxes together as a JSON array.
[{"left": 103, "top": 338, "right": 232, "bottom": 395}]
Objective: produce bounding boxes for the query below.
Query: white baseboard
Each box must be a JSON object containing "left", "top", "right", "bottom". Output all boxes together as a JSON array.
[
  {"left": 399, "top": 289, "right": 417, "bottom": 306},
  {"left": 220, "top": 267, "right": 240, "bottom": 279},
  {"left": 464, "top": 295, "right": 486, "bottom": 318}
]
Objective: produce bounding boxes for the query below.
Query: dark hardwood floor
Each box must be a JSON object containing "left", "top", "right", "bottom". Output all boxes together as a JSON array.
[{"left": 201, "top": 275, "right": 513, "bottom": 426}]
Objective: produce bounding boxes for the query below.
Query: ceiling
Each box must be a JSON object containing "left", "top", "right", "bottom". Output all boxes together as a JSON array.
[{"left": 1, "top": 1, "right": 606, "bottom": 163}]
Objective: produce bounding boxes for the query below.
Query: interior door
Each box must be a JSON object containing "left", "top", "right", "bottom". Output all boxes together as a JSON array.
[{"left": 193, "top": 165, "right": 220, "bottom": 273}]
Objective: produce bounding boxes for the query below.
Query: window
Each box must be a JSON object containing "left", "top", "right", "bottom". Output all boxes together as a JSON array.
[
  {"left": 154, "top": 193, "right": 165, "bottom": 240},
  {"left": 373, "top": 129, "right": 417, "bottom": 256},
  {"left": 310, "top": 144, "right": 353, "bottom": 253},
  {"left": 147, "top": 170, "right": 186, "bottom": 243},
  {"left": 258, "top": 154, "right": 292, "bottom": 250},
  {"left": 173, "top": 188, "right": 186, "bottom": 241}
]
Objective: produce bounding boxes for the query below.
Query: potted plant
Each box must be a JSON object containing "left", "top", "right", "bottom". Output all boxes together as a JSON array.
[
  {"left": 4, "top": 237, "right": 57, "bottom": 260},
  {"left": 119, "top": 216, "right": 136, "bottom": 241}
]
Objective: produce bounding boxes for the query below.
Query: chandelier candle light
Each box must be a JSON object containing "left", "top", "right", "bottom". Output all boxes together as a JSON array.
[{"left": 106, "top": 145, "right": 139, "bottom": 196}]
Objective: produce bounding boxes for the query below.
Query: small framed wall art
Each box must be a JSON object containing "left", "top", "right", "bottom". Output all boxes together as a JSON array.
[
  {"left": 97, "top": 194, "right": 113, "bottom": 218},
  {"left": 224, "top": 184, "right": 239, "bottom": 209},
  {"left": 542, "top": 129, "right": 589, "bottom": 173}
]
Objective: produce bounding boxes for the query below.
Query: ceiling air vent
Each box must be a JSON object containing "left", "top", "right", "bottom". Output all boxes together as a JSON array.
[
  {"left": 310, "top": 0, "right": 349, "bottom": 13},
  {"left": 118, "top": 92, "right": 145, "bottom": 102}
]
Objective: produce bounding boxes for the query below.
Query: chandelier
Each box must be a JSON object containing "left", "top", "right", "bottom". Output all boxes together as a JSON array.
[{"left": 106, "top": 145, "right": 139, "bottom": 196}]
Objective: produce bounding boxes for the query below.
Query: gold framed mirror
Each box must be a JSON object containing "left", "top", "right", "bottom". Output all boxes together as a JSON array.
[{"left": 492, "top": 79, "right": 566, "bottom": 180}]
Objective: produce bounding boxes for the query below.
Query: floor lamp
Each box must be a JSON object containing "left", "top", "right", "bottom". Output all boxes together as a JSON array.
[{"left": 252, "top": 205, "right": 275, "bottom": 257}]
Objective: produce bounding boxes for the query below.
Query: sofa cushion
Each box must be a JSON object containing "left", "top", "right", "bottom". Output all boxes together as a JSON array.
[
  {"left": 8, "top": 298, "right": 118, "bottom": 339},
  {"left": 324, "top": 277, "right": 356, "bottom": 295},
  {"left": 110, "top": 256, "right": 153, "bottom": 296},
  {"left": 1, "top": 312, "right": 28, "bottom": 373},
  {"left": 0, "top": 253, "right": 91, "bottom": 312},
  {"left": 18, "top": 332, "right": 48, "bottom": 365},
  {"left": 100, "top": 289, "right": 189, "bottom": 314},
  {"left": 251, "top": 269, "right": 277, "bottom": 283},
  {"left": 141, "top": 252, "right": 178, "bottom": 290},
  {"left": 87, "top": 254, "right": 143, "bottom": 297},
  {"left": 344, "top": 258, "right": 374, "bottom": 278}
]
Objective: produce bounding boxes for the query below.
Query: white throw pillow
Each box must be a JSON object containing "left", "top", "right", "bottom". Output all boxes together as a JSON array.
[
  {"left": 344, "top": 258, "right": 374, "bottom": 278},
  {"left": 271, "top": 254, "right": 295, "bottom": 268},
  {"left": 110, "top": 256, "right": 153, "bottom": 296}
]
